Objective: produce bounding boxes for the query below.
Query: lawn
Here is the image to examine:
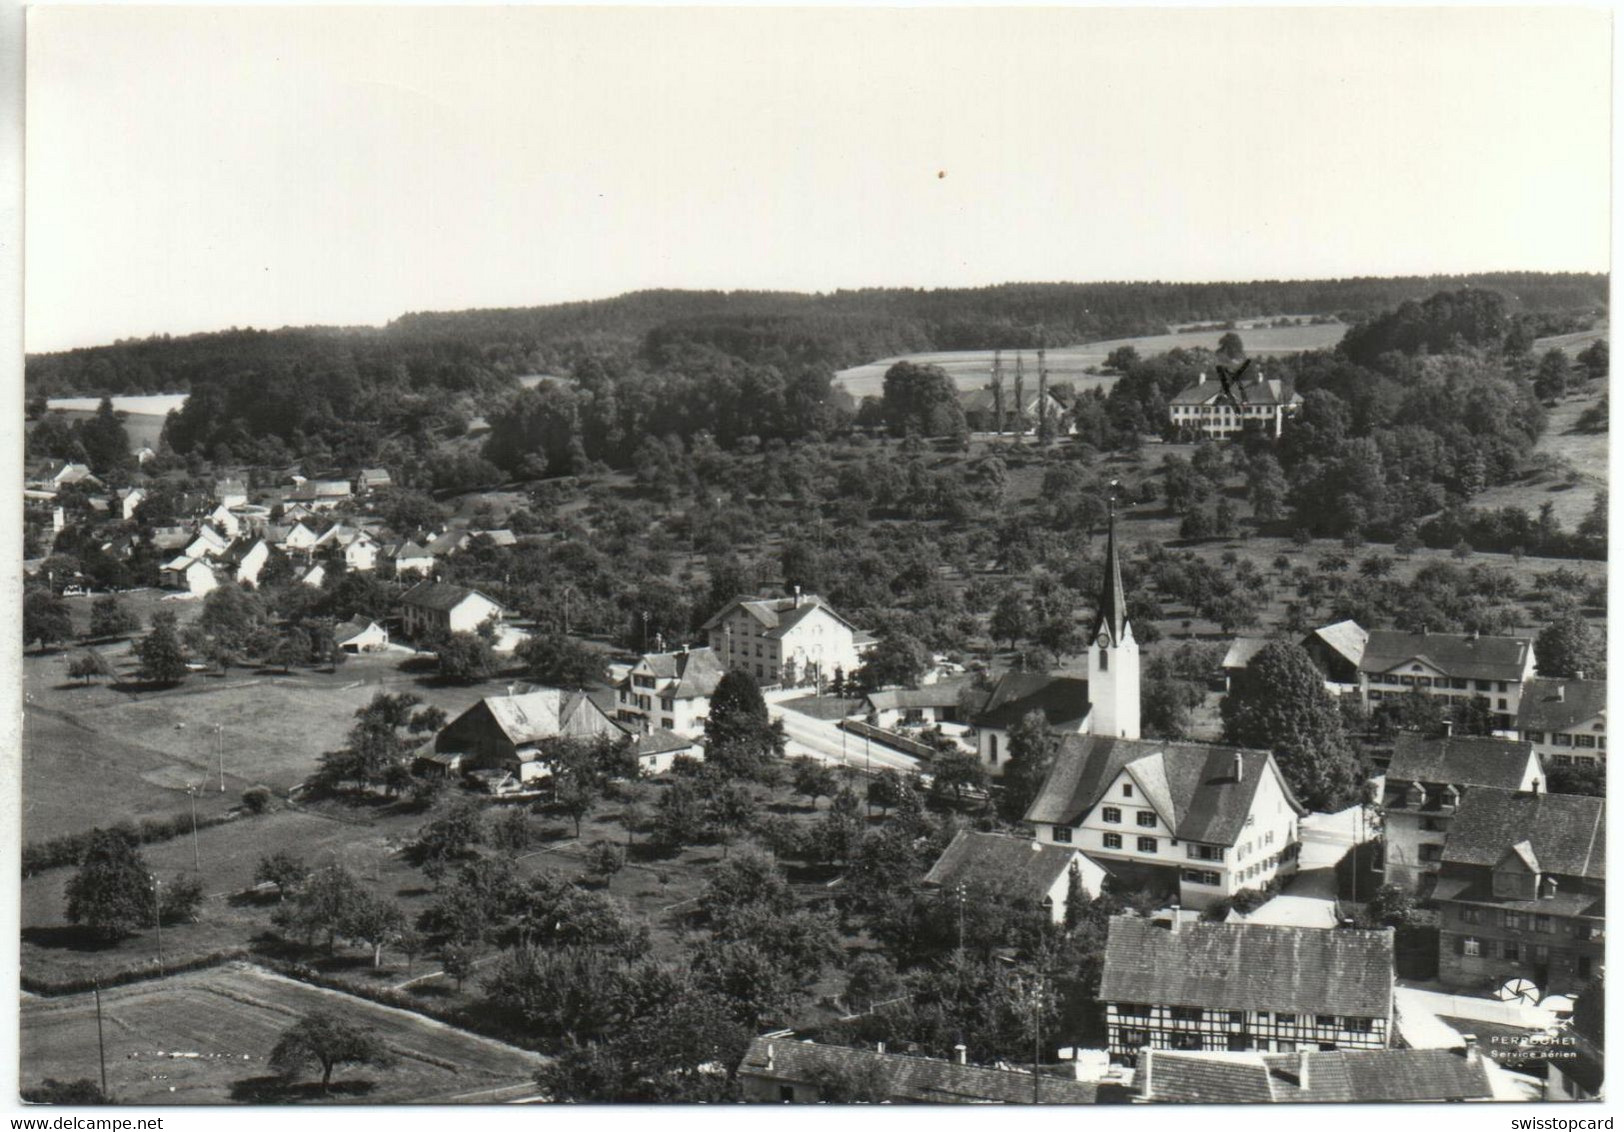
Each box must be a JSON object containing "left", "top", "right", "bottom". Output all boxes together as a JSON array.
[{"left": 19, "top": 963, "right": 544, "bottom": 1104}]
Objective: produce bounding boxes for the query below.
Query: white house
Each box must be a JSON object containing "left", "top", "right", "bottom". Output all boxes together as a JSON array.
[
  {"left": 922, "top": 829, "right": 1109, "bottom": 924},
  {"left": 116, "top": 487, "right": 146, "bottom": 522},
  {"left": 315, "top": 523, "right": 379, "bottom": 572},
  {"left": 334, "top": 617, "right": 390, "bottom": 653},
  {"left": 616, "top": 645, "right": 723, "bottom": 737},
  {"left": 388, "top": 540, "right": 435, "bottom": 577},
  {"left": 289, "top": 480, "right": 353, "bottom": 511},
  {"left": 280, "top": 521, "right": 320, "bottom": 555},
  {"left": 160, "top": 555, "right": 218, "bottom": 597},
  {"left": 400, "top": 579, "right": 507, "bottom": 642},
  {"left": 1026, "top": 736, "right": 1306, "bottom": 910},
  {"left": 1168, "top": 371, "right": 1303, "bottom": 440},
  {"left": 208, "top": 504, "right": 241, "bottom": 539},
  {"left": 631, "top": 728, "right": 704, "bottom": 774},
  {"left": 1517, "top": 677, "right": 1606, "bottom": 766},
  {"left": 354, "top": 467, "right": 393, "bottom": 494},
  {"left": 297, "top": 562, "right": 326, "bottom": 588},
  {"left": 1359, "top": 629, "right": 1536, "bottom": 735},
  {"left": 702, "top": 590, "right": 874, "bottom": 688},
  {"left": 215, "top": 479, "right": 248, "bottom": 508},
  {"left": 184, "top": 525, "right": 230, "bottom": 561},
  {"left": 219, "top": 537, "right": 270, "bottom": 587}
]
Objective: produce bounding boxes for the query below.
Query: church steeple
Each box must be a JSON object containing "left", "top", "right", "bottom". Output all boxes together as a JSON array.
[{"left": 1093, "top": 499, "right": 1129, "bottom": 646}]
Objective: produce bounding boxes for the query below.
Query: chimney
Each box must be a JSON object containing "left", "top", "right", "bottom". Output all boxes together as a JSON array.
[
  {"left": 1197, "top": 372, "right": 1208, "bottom": 385},
  {"left": 793, "top": 585, "right": 803, "bottom": 608},
  {"left": 766, "top": 1043, "right": 775, "bottom": 1071},
  {"left": 1297, "top": 1050, "right": 1311, "bottom": 1090},
  {"left": 1461, "top": 1034, "right": 1479, "bottom": 1064},
  {"left": 1540, "top": 875, "right": 1558, "bottom": 899},
  {"left": 877, "top": 1041, "right": 886, "bottom": 1055},
  {"left": 1556, "top": 685, "right": 1566, "bottom": 703},
  {"left": 1168, "top": 904, "right": 1182, "bottom": 934},
  {"left": 1232, "top": 752, "right": 1244, "bottom": 781},
  {"left": 1441, "top": 719, "right": 1454, "bottom": 738},
  {"left": 954, "top": 1044, "right": 968, "bottom": 1066},
  {"left": 1531, "top": 777, "right": 1544, "bottom": 795}
]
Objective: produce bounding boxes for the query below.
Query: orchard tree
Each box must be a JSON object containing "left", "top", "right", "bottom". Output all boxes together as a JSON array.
[
  {"left": 999, "top": 710, "right": 1059, "bottom": 822},
  {"left": 64, "top": 830, "right": 153, "bottom": 941},
  {"left": 435, "top": 631, "right": 497, "bottom": 684},
  {"left": 136, "top": 613, "right": 189, "bottom": 686},
  {"left": 269, "top": 1012, "right": 395, "bottom": 1096},
  {"left": 516, "top": 632, "right": 603, "bottom": 689},
  {"left": 1220, "top": 641, "right": 1362, "bottom": 811},
  {"left": 88, "top": 595, "right": 141, "bottom": 641},
  {"left": 255, "top": 850, "right": 308, "bottom": 901},
  {"left": 23, "top": 589, "right": 72, "bottom": 653},
  {"left": 1536, "top": 613, "right": 1604, "bottom": 679},
  {"left": 1216, "top": 331, "right": 1246, "bottom": 361}
]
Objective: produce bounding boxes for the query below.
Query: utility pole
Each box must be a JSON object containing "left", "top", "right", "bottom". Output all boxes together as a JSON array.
[
  {"left": 216, "top": 724, "right": 224, "bottom": 792},
  {"left": 956, "top": 883, "right": 966, "bottom": 954},
  {"left": 991, "top": 349, "right": 1005, "bottom": 438},
  {"left": 151, "top": 878, "right": 163, "bottom": 975},
  {"left": 187, "top": 786, "right": 200, "bottom": 872},
  {"left": 1037, "top": 336, "right": 1050, "bottom": 445},
  {"left": 1012, "top": 351, "right": 1026, "bottom": 444},
  {"left": 94, "top": 979, "right": 107, "bottom": 1098}
]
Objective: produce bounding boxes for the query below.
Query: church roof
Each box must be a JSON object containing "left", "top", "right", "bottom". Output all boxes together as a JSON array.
[{"left": 1090, "top": 510, "right": 1129, "bottom": 645}]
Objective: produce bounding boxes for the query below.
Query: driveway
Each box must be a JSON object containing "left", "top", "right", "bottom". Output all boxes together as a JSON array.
[{"left": 1239, "top": 804, "right": 1367, "bottom": 929}]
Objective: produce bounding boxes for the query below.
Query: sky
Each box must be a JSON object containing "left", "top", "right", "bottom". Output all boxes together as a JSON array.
[{"left": 24, "top": 5, "right": 1612, "bottom": 354}]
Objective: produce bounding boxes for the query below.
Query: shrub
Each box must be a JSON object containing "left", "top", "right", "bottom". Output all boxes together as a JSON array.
[{"left": 242, "top": 786, "right": 274, "bottom": 815}]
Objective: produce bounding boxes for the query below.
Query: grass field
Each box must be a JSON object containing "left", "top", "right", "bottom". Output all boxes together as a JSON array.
[
  {"left": 833, "top": 321, "right": 1349, "bottom": 399},
  {"left": 19, "top": 964, "right": 544, "bottom": 1104},
  {"left": 1470, "top": 384, "right": 1608, "bottom": 532}
]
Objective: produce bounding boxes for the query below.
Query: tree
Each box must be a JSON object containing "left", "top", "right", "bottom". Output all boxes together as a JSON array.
[
  {"left": 273, "top": 862, "right": 365, "bottom": 952},
  {"left": 1105, "top": 345, "right": 1139, "bottom": 373},
  {"left": 435, "top": 631, "right": 497, "bottom": 684},
  {"left": 67, "top": 651, "right": 112, "bottom": 685},
  {"left": 489, "top": 807, "right": 534, "bottom": 857},
  {"left": 1577, "top": 339, "right": 1609, "bottom": 382},
  {"left": 269, "top": 1011, "right": 396, "bottom": 1096},
  {"left": 88, "top": 596, "right": 140, "bottom": 641},
  {"left": 990, "top": 591, "right": 1032, "bottom": 649},
  {"left": 844, "top": 952, "right": 904, "bottom": 1014},
  {"left": 999, "top": 710, "right": 1059, "bottom": 821},
  {"left": 1545, "top": 760, "right": 1605, "bottom": 797},
  {"left": 855, "top": 633, "right": 929, "bottom": 691},
  {"left": 587, "top": 840, "right": 626, "bottom": 883},
  {"left": 441, "top": 942, "right": 475, "bottom": 991},
  {"left": 1535, "top": 348, "right": 1572, "bottom": 401},
  {"left": 516, "top": 632, "right": 603, "bottom": 689},
  {"left": 414, "top": 798, "right": 486, "bottom": 870},
  {"left": 135, "top": 613, "right": 188, "bottom": 686},
  {"left": 1216, "top": 331, "right": 1245, "bottom": 360},
  {"left": 1220, "top": 641, "right": 1362, "bottom": 811},
  {"left": 1535, "top": 613, "right": 1603, "bottom": 678},
  {"left": 867, "top": 768, "right": 907, "bottom": 815},
  {"left": 64, "top": 830, "right": 153, "bottom": 941},
  {"left": 930, "top": 750, "right": 989, "bottom": 804},
  {"left": 158, "top": 872, "right": 204, "bottom": 924},
  {"left": 791, "top": 756, "right": 839, "bottom": 809},
  {"left": 23, "top": 589, "right": 72, "bottom": 653},
  {"left": 704, "top": 669, "right": 785, "bottom": 782},
  {"left": 343, "top": 894, "right": 408, "bottom": 968},
  {"left": 255, "top": 850, "right": 308, "bottom": 901},
  {"left": 881, "top": 361, "right": 968, "bottom": 440}
]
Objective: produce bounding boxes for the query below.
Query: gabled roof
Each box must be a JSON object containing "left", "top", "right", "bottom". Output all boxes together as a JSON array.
[
  {"left": 215, "top": 478, "right": 246, "bottom": 495},
  {"left": 218, "top": 536, "right": 267, "bottom": 568},
  {"left": 334, "top": 617, "right": 386, "bottom": 645},
  {"left": 1168, "top": 375, "right": 1301, "bottom": 408},
  {"left": 1141, "top": 1048, "right": 1494, "bottom": 1104},
  {"left": 1518, "top": 678, "right": 1607, "bottom": 734},
  {"left": 1309, "top": 620, "right": 1369, "bottom": 668},
  {"left": 957, "top": 387, "right": 1061, "bottom": 415},
  {"left": 866, "top": 676, "right": 975, "bottom": 713},
  {"left": 737, "top": 1038, "right": 1098, "bottom": 1105},
  {"left": 1385, "top": 733, "right": 1540, "bottom": 794},
  {"left": 1099, "top": 917, "right": 1394, "bottom": 1017},
  {"left": 400, "top": 579, "right": 505, "bottom": 615},
  {"left": 426, "top": 529, "right": 471, "bottom": 557},
  {"left": 701, "top": 593, "right": 861, "bottom": 637},
  {"left": 471, "top": 528, "right": 517, "bottom": 547},
  {"left": 1359, "top": 629, "right": 1531, "bottom": 682},
  {"left": 472, "top": 689, "right": 617, "bottom": 747},
  {"left": 630, "top": 646, "right": 725, "bottom": 699},
  {"left": 631, "top": 728, "right": 697, "bottom": 757},
  {"left": 1440, "top": 787, "right": 1605, "bottom": 880},
  {"left": 357, "top": 467, "right": 392, "bottom": 484},
  {"left": 1025, "top": 736, "right": 1302, "bottom": 846},
  {"left": 391, "top": 540, "right": 433, "bottom": 559},
  {"left": 291, "top": 479, "right": 352, "bottom": 499},
  {"left": 922, "top": 830, "right": 1106, "bottom": 903},
  {"left": 973, "top": 672, "right": 1091, "bottom": 731},
  {"left": 1222, "top": 637, "right": 1270, "bottom": 670}
]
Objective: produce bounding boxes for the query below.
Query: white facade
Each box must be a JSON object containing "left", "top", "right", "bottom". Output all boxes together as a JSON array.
[
  {"left": 401, "top": 589, "right": 506, "bottom": 640},
  {"left": 706, "top": 598, "right": 868, "bottom": 687},
  {"left": 209, "top": 505, "right": 241, "bottom": 539},
  {"left": 1088, "top": 621, "right": 1140, "bottom": 741}
]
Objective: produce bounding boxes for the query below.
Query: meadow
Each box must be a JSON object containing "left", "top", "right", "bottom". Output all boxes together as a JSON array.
[{"left": 19, "top": 963, "right": 544, "bottom": 1103}]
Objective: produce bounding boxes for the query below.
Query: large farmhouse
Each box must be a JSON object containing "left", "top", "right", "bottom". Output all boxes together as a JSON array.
[
  {"left": 428, "top": 688, "right": 625, "bottom": 788},
  {"left": 1358, "top": 629, "right": 1536, "bottom": 734},
  {"left": 399, "top": 580, "right": 507, "bottom": 642},
  {"left": 702, "top": 591, "right": 873, "bottom": 688}
]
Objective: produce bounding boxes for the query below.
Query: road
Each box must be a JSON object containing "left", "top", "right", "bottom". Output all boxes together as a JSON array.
[
  {"left": 768, "top": 699, "right": 923, "bottom": 776},
  {"left": 1241, "top": 805, "right": 1365, "bottom": 929}
]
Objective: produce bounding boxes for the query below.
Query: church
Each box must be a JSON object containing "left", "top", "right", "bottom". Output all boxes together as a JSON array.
[{"left": 971, "top": 509, "right": 1140, "bottom": 773}]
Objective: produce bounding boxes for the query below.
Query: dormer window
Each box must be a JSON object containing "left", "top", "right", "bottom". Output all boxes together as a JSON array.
[{"left": 1122, "top": 784, "right": 1134, "bottom": 798}]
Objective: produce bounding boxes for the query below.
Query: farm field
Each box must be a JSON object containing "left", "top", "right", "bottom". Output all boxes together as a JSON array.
[
  {"left": 833, "top": 321, "right": 1349, "bottom": 399},
  {"left": 19, "top": 964, "right": 544, "bottom": 1104},
  {"left": 1470, "top": 385, "right": 1608, "bottom": 532},
  {"left": 46, "top": 394, "right": 190, "bottom": 415}
]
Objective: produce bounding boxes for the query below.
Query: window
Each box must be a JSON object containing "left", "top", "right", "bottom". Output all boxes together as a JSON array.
[
  {"left": 1420, "top": 818, "right": 1442, "bottom": 832},
  {"left": 1274, "top": 1013, "right": 1297, "bottom": 1026},
  {"left": 1503, "top": 941, "right": 1521, "bottom": 962},
  {"left": 1498, "top": 699, "right": 1508, "bottom": 710},
  {"left": 779, "top": 1085, "right": 796, "bottom": 1103},
  {"left": 1119, "top": 1029, "right": 1148, "bottom": 1049},
  {"left": 1533, "top": 945, "right": 1551, "bottom": 963},
  {"left": 1451, "top": 678, "right": 1469, "bottom": 690},
  {"left": 1120, "top": 1002, "right": 1151, "bottom": 1017},
  {"left": 1461, "top": 907, "right": 1482, "bottom": 924},
  {"left": 1181, "top": 869, "right": 1220, "bottom": 885},
  {"left": 1400, "top": 675, "right": 1415, "bottom": 687},
  {"left": 1576, "top": 734, "right": 1597, "bottom": 748},
  {"left": 1526, "top": 731, "right": 1545, "bottom": 744},
  {"left": 1498, "top": 681, "right": 1508, "bottom": 693},
  {"left": 662, "top": 718, "right": 674, "bottom": 729},
  {"left": 1122, "top": 783, "right": 1134, "bottom": 798},
  {"left": 1100, "top": 650, "right": 1109, "bottom": 671},
  {"left": 1171, "top": 1006, "right": 1201, "bottom": 1023},
  {"left": 1316, "top": 1015, "right": 1337, "bottom": 1027},
  {"left": 1419, "top": 845, "right": 1443, "bottom": 863},
  {"left": 1277, "top": 1040, "right": 1296, "bottom": 1054},
  {"left": 660, "top": 697, "right": 674, "bottom": 712},
  {"left": 1345, "top": 1016, "right": 1373, "bottom": 1033},
  {"left": 1535, "top": 914, "right": 1553, "bottom": 933},
  {"left": 1503, "top": 911, "right": 1526, "bottom": 930},
  {"left": 1476, "top": 680, "right": 1492, "bottom": 692},
  {"left": 1137, "top": 811, "right": 1157, "bottom": 828},
  {"left": 1189, "top": 844, "right": 1220, "bottom": 861},
  {"left": 1104, "top": 833, "right": 1123, "bottom": 850},
  {"left": 1137, "top": 836, "right": 1158, "bottom": 854},
  {"left": 1416, "top": 676, "right": 1433, "bottom": 688},
  {"left": 1229, "top": 1011, "right": 1245, "bottom": 1025},
  {"left": 1102, "top": 806, "right": 1122, "bottom": 823},
  {"left": 1463, "top": 938, "right": 1481, "bottom": 957},
  {"left": 1554, "top": 733, "right": 1573, "bottom": 746},
  {"left": 1052, "top": 826, "right": 1073, "bottom": 844}
]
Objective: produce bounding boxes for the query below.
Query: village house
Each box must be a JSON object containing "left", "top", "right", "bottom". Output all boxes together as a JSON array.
[
  {"left": 354, "top": 467, "right": 393, "bottom": 494},
  {"left": 160, "top": 555, "right": 218, "bottom": 597},
  {"left": 1026, "top": 737, "right": 1304, "bottom": 909},
  {"left": 386, "top": 540, "right": 436, "bottom": 577},
  {"left": 214, "top": 478, "right": 248, "bottom": 508},
  {"left": 30, "top": 461, "right": 100, "bottom": 490},
  {"left": 148, "top": 525, "right": 192, "bottom": 554},
  {"left": 629, "top": 728, "right": 703, "bottom": 774},
  {"left": 957, "top": 385, "right": 1071, "bottom": 435},
  {"left": 922, "top": 829, "right": 1109, "bottom": 925},
  {"left": 1168, "top": 370, "right": 1303, "bottom": 440},
  {"left": 1223, "top": 620, "right": 1367, "bottom": 692},
  {"left": 296, "top": 562, "right": 326, "bottom": 588},
  {"left": 334, "top": 617, "right": 390, "bottom": 654},
  {"left": 116, "top": 486, "right": 146, "bottom": 522},
  {"left": 289, "top": 479, "right": 353, "bottom": 510},
  {"left": 427, "top": 687, "right": 625, "bottom": 787},
  {"left": 863, "top": 676, "right": 975, "bottom": 729},
  {"left": 23, "top": 490, "right": 64, "bottom": 534},
  {"left": 1434, "top": 787, "right": 1605, "bottom": 995},
  {"left": 276, "top": 520, "right": 320, "bottom": 555},
  {"left": 1134, "top": 1045, "right": 1509, "bottom": 1103},
  {"left": 426, "top": 529, "right": 472, "bottom": 559},
  {"left": 184, "top": 524, "right": 230, "bottom": 561},
  {"left": 703, "top": 590, "right": 874, "bottom": 688},
  {"left": 616, "top": 645, "right": 722, "bottom": 737},
  {"left": 315, "top": 523, "right": 379, "bottom": 571},
  {"left": 399, "top": 579, "right": 507, "bottom": 642},
  {"left": 1358, "top": 628, "right": 1536, "bottom": 734},
  {"left": 218, "top": 536, "right": 270, "bottom": 588},
  {"left": 134, "top": 445, "right": 156, "bottom": 465},
  {"left": 1379, "top": 730, "right": 1544, "bottom": 895},
  {"left": 1517, "top": 677, "right": 1606, "bottom": 766},
  {"left": 735, "top": 1038, "right": 1099, "bottom": 1104},
  {"left": 1099, "top": 916, "right": 1395, "bottom": 1058},
  {"left": 208, "top": 503, "right": 241, "bottom": 539}
]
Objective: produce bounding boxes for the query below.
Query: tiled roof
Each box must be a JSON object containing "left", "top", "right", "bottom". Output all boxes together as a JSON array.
[
  {"left": 1025, "top": 736, "right": 1300, "bottom": 846},
  {"left": 1310, "top": 620, "right": 1369, "bottom": 668},
  {"left": 631, "top": 729, "right": 697, "bottom": 757},
  {"left": 400, "top": 579, "right": 504, "bottom": 615},
  {"left": 291, "top": 479, "right": 352, "bottom": 499},
  {"left": 1384, "top": 734, "right": 1540, "bottom": 795},
  {"left": 1428, "top": 870, "right": 1603, "bottom": 919},
  {"left": 631, "top": 646, "right": 725, "bottom": 699},
  {"left": 700, "top": 593, "right": 861, "bottom": 638},
  {"left": 1440, "top": 787, "right": 1605, "bottom": 880},
  {"left": 218, "top": 537, "right": 266, "bottom": 568},
  {"left": 477, "top": 689, "right": 616, "bottom": 747},
  {"left": 1221, "top": 637, "right": 1270, "bottom": 670},
  {"left": 1518, "top": 678, "right": 1606, "bottom": 734},
  {"left": 1358, "top": 629, "right": 1531, "bottom": 682},
  {"left": 737, "top": 1038, "right": 1098, "bottom": 1104},
  {"left": 1141, "top": 1049, "right": 1493, "bottom": 1103},
  {"left": 392, "top": 541, "right": 432, "bottom": 559},
  {"left": 1099, "top": 917, "right": 1394, "bottom": 1017},
  {"left": 866, "top": 676, "right": 975, "bottom": 713},
  {"left": 921, "top": 830, "right": 1106, "bottom": 901},
  {"left": 426, "top": 529, "right": 472, "bottom": 557},
  {"left": 973, "top": 672, "right": 1091, "bottom": 731},
  {"left": 1168, "top": 375, "right": 1300, "bottom": 408},
  {"left": 334, "top": 617, "right": 384, "bottom": 644}
]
